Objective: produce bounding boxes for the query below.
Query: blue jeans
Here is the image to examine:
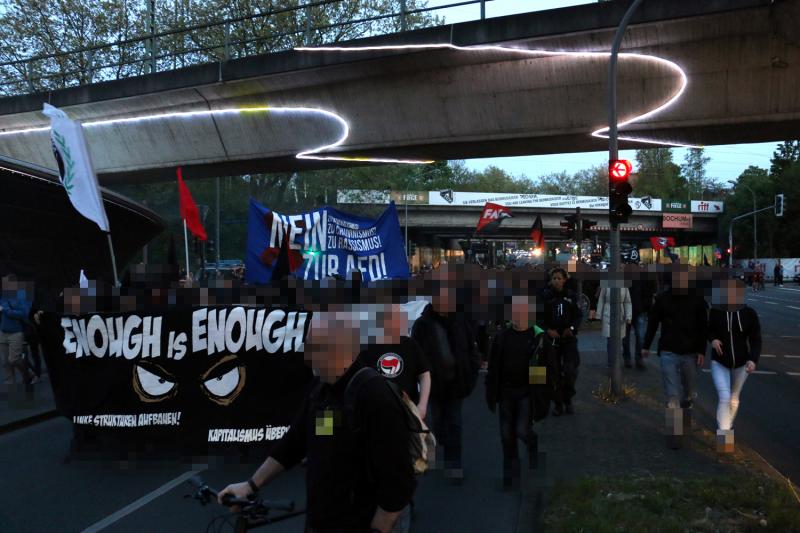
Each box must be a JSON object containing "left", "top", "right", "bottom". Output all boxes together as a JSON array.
[
  {"left": 659, "top": 351, "right": 697, "bottom": 409},
  {"left": 429, "top": 393, "right": 463, "bottom": 469},
  {"left": 630, "top": 314, "right": 647, "bottom": 362}
]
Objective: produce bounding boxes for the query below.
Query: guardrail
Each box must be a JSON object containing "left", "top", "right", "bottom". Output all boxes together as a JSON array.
[{"left": 0, "top": 0, "right": 495, "bottom": 96}]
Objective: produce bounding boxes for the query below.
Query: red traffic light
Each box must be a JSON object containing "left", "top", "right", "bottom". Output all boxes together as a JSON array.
[{"left": 609, "top": 159, "right": 632, "bottom": 181}]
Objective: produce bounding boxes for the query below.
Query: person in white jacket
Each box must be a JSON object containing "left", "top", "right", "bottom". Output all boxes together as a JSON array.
[{"left": 596, "top": 284, "right": 633, "bottom": 369}]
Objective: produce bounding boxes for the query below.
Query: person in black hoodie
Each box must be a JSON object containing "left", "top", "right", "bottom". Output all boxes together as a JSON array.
[
  {"left": 642, "top": 266, "right": 708, "bottom": 449},
  {"left": 411, "top": 267, "right": 480, "bottom": 483},
  {"left": 708, "top": 277, "right": 761, "bottom": 453},
  {"left": 540, "top": 267, "right": 582, "bottom": 416}
]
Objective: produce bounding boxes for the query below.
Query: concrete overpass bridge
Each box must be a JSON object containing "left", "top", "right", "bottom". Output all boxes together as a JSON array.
[
  {"left": 0, "top": 0, "right": 798, "bottom": 183},
  {"left": 401, "top": 205, "right": 719, "bottom": 247}
]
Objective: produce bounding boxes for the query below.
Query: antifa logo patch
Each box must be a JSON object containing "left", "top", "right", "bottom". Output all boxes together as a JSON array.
[
  {"left": 377, "top": 353, "right": 403, "bottom": 378},
  {"left": 657, "top": 237, "right": 668, "bottom": 247},
  {"left": 440, "top": 189, "right": 454, "bottom": 204}
]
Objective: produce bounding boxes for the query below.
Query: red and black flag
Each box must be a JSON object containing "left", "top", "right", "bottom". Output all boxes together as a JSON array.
[
  {"left": 529, "top": 215, "right": 544, "bottom": 249},
  {"left": 475, "top": 202, "right": 513, "bottom": 234},
  {"left": 649, "top": 236, "right": 675, "bottom": 251}
]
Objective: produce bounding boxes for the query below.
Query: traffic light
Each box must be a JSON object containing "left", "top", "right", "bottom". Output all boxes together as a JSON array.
[
  {"left": 582, "top": 219, "right": 598, "bottom": 233},
  {"left": 560, "top": 214, "right": 578, "bottom": 239},
  {"left": 609, "top": 159, "right": 633, "bottom": 224},
  {"left": 775, "top": 193, "right": 784, "bottom": 217}
]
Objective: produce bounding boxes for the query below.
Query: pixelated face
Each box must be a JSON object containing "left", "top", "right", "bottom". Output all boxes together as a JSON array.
[
  {"left": 306, "top": 311, "right": 359, "bottom": 383},
  {"left": 715, "top": 279, "right": 745, "bottom": 307},
  {"left": 510, "top": 295, "right": 535, "bottom": 328},
  {"left": 672, "top": 269, "right": 690, "bottom": 291},
  {"left": 550, "top": 272, "right": 566, "bottom": 291},
  {"left": 379, "top": 304, "right": 407, "bottom": 344},
  {"left": 432, "top": 284, "right": 455, "bottom": 314}
]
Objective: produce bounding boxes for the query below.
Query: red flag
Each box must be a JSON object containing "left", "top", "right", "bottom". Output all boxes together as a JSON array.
[
  {"left": 529, "top": 215, "right": 544, "bottom": 248},
  {"left": 177, "top": 167, "right": 207, "bottom": 241},
  {"left": 476, "top": 202, "right": 513, "bottom": 234},
  {"left": 650, "top": 236, "right": 675, "bottom": 251}
]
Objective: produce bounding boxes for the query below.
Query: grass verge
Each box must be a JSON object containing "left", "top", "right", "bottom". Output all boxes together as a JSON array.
[{"left": 542, "top": 474, "right": 800, "bottom": 532}]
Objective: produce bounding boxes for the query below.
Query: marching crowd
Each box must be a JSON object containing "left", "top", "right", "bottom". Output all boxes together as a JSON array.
[
  {"left": 215, "top": 263, "right": 762, "bottom": 533},
  {"left": 0, "top": 263, "right": 763, "bottom": 533}
]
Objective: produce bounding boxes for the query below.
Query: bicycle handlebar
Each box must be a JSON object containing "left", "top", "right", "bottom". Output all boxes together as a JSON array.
[{"left": 188, "top": 475, "right": 295, "bottom": 511}]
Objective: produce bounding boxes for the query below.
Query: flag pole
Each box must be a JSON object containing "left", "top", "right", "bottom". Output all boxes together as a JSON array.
[
  {"left": 183, "top": 219, "right": 191, "bottom": 278},
  {"left": 106, "top": 232, "right": 120, "bottom": 287}
]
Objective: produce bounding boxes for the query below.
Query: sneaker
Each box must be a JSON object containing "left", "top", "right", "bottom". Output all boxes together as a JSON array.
[
  {"left": 29, "top": 376, "right": 40, "bottom": 385},
  {"left": 565, "top": 402, "right": 574, "bottom": 415}
]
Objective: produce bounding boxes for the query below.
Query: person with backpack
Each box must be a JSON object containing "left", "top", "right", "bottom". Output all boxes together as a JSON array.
[
  {"left": 219, "top": 310, "right": 416, "bottom": 533},
  {"left": 708, "top": 277, "right": 761, "bottom": 453},
  {"left": 540, "top": 268, "right": 582, "bottom": 416},
  {"left": 485, "top": 295, "right": 548, "bottom": 489},
  {"left": 411, "top": 267, "right": 481, "bottom": 483}
]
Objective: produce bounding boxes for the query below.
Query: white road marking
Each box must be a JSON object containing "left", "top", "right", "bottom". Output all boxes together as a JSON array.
[
  {"left": 778, "top": 287, "right": 800, "bottom": 292},
  {"left": 787, "top": 372, "right": 800, "bottom": 376},
  {"left": 81, "top": 467, "right": 206, "bottom": 532},
  {"left": 753, "top": 370, "right": 777, "bottom": 375},
  {"left": 781, "top": 336, "right": 800, "bottom": 339},
  {"left": 784, "top": 355, "right": 800, "bottom": 359},
  {"left": 764, "top": 301, "right": 779, "bottom": 305},
  {"left": 761, "top": 354, "right": 777, "bottom": 358},
  {"left": 787, "top": 306, "right": 800, "bottom": 311}
]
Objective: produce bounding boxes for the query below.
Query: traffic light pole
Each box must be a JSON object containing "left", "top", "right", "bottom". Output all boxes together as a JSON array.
[
  {"left": 576, "top": 207, "right": 583, "bottom": 304},
  {"left": 608, "top": 0, "right": 643, "bottom": 397}
]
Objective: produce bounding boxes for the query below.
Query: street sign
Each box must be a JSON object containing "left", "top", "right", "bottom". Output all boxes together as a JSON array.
[{"left": 663, "top": 200, "right": 689, "bottom": 212}]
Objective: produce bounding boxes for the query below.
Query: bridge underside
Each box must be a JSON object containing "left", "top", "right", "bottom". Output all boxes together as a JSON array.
[{"left": 0, "top": 0, "right": 797, "bottom": 183}]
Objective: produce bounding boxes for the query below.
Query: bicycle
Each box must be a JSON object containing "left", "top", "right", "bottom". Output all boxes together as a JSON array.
[{"left": 187, "top": 475, "right": 305, "bottom": 533}]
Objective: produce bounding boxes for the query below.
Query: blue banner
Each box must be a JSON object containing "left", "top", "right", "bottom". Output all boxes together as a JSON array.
[{"left": 245, "top": 199, "right": 409, "bottom": 284}]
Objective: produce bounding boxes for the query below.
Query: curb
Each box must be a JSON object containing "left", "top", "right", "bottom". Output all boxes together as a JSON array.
[{"left": 0, "top": 409, "right": 59, "bottom": 436}]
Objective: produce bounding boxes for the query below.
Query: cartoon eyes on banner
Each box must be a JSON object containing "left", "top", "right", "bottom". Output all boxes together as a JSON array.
[
  {"left": 134, "top": 363, "right": 178, "bottom": 403},
  {"left": 132, "top": 354, "right": 247, "bottom": 406}
]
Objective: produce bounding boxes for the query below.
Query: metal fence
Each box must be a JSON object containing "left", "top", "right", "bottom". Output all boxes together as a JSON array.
[{"left": 0, "top": 0, "right": 494, "bottom": 96}]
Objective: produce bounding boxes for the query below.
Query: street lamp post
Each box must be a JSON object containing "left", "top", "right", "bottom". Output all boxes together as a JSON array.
[
  {"left": 608, "top": 0, "right": 644, "bottom": 397},
  {"left": 728, "top": 180, "right": 757, "bottom": 262}
]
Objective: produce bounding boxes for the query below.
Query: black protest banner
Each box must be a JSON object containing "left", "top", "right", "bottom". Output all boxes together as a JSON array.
[{"left": 40, "top": 306, "right": 313, "bottom": 454}]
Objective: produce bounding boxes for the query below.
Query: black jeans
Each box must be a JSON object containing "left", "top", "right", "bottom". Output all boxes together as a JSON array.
[
  {"left": 429, "top": 392, "right": 463, "bottom": 470},
  {"left": 551, "top": 337, "right": 580, "bottom": 405},
  {"left": 498, "top": 385, "right": 535, "bottom": 480}
]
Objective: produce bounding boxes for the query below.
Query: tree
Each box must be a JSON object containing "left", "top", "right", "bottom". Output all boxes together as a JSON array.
[
  {"left": 682, "top": 147, "right": 711, "bottom": 199},
  {"left": 769, "top": 140, "right": 800, "bottom": 177},
  {"left": 0, "top": 0, "right": 436, "bottom": 95},
  {"left": 633, "top": 148, "right": 687, "bottom": 200}
]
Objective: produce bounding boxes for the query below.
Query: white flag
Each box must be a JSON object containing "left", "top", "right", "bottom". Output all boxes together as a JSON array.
[
  {"left": 79, "top": 269, "right": 89, "bottom": 289},
  {"left": 43, "top": 103, "right": 109, "bottom": 232}
]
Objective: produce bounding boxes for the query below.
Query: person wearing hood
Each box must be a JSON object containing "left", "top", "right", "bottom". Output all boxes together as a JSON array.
[{"left": 708, "top": 278, "right": 761, "bottom": 453}]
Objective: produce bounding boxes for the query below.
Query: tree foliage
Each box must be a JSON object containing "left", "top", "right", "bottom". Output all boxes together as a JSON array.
[{"left": 0, "top": 0, "right": 435, "bottom": 94}]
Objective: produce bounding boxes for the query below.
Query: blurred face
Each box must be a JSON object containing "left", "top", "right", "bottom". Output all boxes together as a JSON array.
[
  {"left": 550, "top": 272, "right": 566, "bottom": 291},
  {"left": 305, "top": 311, "right": 360, "bottom": 383},
  {"left": 510, "top": 295, "right": 535, "bottom": 329},
  {"left": 672, "top": 270, "right": 690, "bottom": 292},
  {"left": 380, "top": 304, "right": 407, "bottom": 344},
  {"left": 432, "top": 285, "right": 455, "bottom": 314},
  {"left": 716, "top": 280, "right": 745, "bottom": 308}
]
